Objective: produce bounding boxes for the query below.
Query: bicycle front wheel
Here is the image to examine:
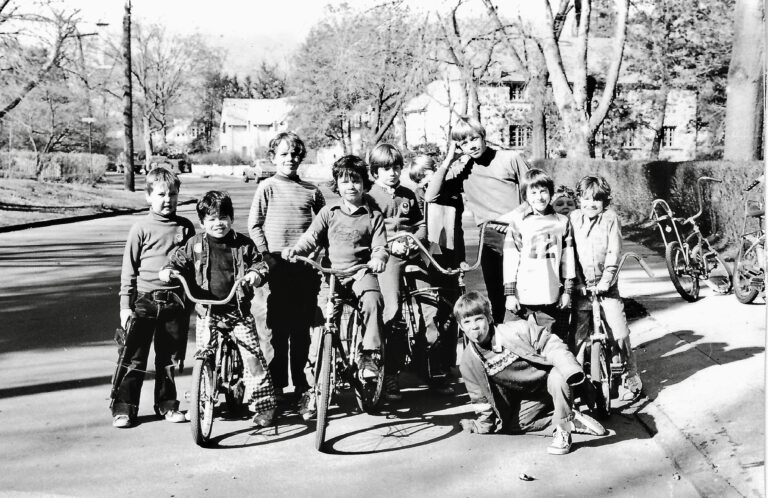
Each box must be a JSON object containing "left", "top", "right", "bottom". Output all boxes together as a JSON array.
[
  {"left": 315, "top": 331, "right": 334, "bottom": 452},
  {"left": 590, "top": 341, "right": 611, "bottom": 417},
  {"left": 349, "top": 309, "right": 384, "bottom": 413},
  {"left": 190, "top": 357, "right": 215, "bottom": 446},
  {"left": 734, "top": 242, "right": 761, "bottom": 304},
  {"left": 665, "top": 241, "right": 700, "bottom": 301}
]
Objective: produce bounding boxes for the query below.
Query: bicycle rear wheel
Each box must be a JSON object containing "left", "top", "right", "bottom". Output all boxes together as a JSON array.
[
  {"left": 665, "top": 241, "right": 700, "bottom": 301},
  {"left": 315, "top": 331, "right": 334, "bottom": 452},
  {"left": 222, "top": 340, "right": 245, "bottom": 416},
  {"left": 734, "top": 242, "right": 762, "bottom": 304},
  {"left": 190, "top": 357, "right": 215, "bottom": 446},
  {"left": 349, "top": 309, "right": 384, "bottom": 413},
  {"left": 590, "top": 341, "right": 611, "bottom": 417}
]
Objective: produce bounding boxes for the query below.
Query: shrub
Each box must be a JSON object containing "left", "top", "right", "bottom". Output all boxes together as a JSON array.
[
  {"left": 0, "top": 150, "right": 107, "bottom": 183},
  {"left": 189, "top": 151, "right": 250, "bottom": 166},
  {"left": 533, "top": 159, "right": 763, "bottom": 258}
]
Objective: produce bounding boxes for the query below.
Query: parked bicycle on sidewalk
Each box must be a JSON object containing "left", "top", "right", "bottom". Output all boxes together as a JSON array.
[
  {"left": 733, "top": 175, "right": 765, "bottom": 304},
  {"left": 649, "top": 176, "right": 732, "bottom": 302}
]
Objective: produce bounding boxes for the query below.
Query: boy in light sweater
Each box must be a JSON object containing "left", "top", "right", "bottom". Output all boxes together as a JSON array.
[{"left": 502, "top": 169, "right": 575, "bottom": 339}]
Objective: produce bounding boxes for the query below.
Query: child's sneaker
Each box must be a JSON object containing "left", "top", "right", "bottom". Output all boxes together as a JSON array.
[
  {"left": 112, "top": 414, "right": 132, "bottom": 428},
  {"left": 383, "top": 374, "right": 402, "bottom": 401},
  {"left": 569, "top": 411, "right": 607, "bottom": 436},
  {"left": 359, "top": 350, "right": 381, "bottom": 380},
  {"left": 547, "top": 426, "right": 572, "bottom": 455},
  {"left": 163, "top": 409, "right": 187, "bottom": 423},
  {"left": 625, "top": 373, "right": 643, "bottom": 394},
  {"left": 252, "top": 408, "right": 275, "bottom": 428},
  {"left": 298, "top": 390, "right": 316, "bottom": 421}
]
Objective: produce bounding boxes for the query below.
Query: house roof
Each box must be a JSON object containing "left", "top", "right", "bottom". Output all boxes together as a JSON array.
[{"left": 220, "top": 98, "right": 293, "bottom": 127}]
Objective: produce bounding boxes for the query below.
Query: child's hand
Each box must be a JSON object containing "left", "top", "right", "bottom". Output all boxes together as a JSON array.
[
  {"left": 158, "top": 268, "right": 172, "bottom": 282},
  {"left": 368, "top": 258, "right": 386, "bottom": 273},
  {"left": 243, "top": 271, "right": 262, "bottom": 287},
  {"left": 595, "top": 281, "right": 610, "bottom": 294},
  {"left": 559, "top": 293, "right": 571, "bottom": 309},
  {"left": 120, "top": 309, "right": 133, "bottom": 329},
  {"left": 505, "top": 295, "right": 520, "bottom": 312},
  {"left": 281, "top": 247, "right": 297, "bottom": 262}
]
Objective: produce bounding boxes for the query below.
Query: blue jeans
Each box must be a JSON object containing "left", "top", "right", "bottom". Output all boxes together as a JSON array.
[{"left": 112, "top": 291, "right": 188, "bottom": 417}]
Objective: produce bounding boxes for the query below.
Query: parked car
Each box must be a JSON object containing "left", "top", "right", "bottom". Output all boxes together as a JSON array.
[
  {"left": 146, "top": 153, "right": 190, "bottom": 174},
  {"left": 243, "top": 159, "right": 275, "bottom": 183}
]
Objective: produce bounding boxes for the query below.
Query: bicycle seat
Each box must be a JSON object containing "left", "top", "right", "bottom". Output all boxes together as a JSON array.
[
  {"left": 747, "top": 203, "right": 765, "bottom": 218},
  {"left": 404, "top": 264, "right": 426, "bottom": 275}
]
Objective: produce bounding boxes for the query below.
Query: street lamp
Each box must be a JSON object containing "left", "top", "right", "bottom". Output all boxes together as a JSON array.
[{"left": 81, "top": 116, "right": 95, "bottom": 181}]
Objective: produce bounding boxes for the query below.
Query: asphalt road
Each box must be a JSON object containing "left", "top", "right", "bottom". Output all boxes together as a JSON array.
[{"left": 0, "top": 174, "right": 709, "bottom": 496}]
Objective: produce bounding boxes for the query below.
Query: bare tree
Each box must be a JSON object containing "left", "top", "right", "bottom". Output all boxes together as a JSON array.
[{"left": 527, "top": 0, "right": 629, "bottom": 158}]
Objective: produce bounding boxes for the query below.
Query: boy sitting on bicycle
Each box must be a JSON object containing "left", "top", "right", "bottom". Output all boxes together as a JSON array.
[
  {"left": 283, "top": 155, "right": 388, "bottom": 383},
  {"left": 456, "top": 292, "right": 606, "bottom": 455},
  {"left": 160, "top": 191, "right": 277, "bottom": 427},
  {"left": 570, "top": 175, "right": 642, "bottom": 399},
  {"left": 502, "top": 168, "right": 575, "bottom": 339}
]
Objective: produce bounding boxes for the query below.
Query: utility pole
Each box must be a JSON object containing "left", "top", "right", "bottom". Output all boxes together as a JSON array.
[{"left": 122, "top": 0, "right": 135, "bottom": 191}]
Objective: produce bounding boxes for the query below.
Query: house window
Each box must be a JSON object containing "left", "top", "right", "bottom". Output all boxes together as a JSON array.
[
  {"left": 622, "top": 127, "right": 636, "bottom": 148},
  {"left": 662, "top": 126, "right": 676, "bottom": 148},
  {"left": 509, "top": 83, "right": 525, "bottom": 101},
  {"left": 221, "top": 146, "right": 227, "bottom": 152},
  {"left": 242, "top": 146, "right": 247, "bottom": 156},
  {"left": 509, "top": 125, "right": 531, "bottom": 148},
  {"left": 222, "top": 122, "right": 226, "bottom": 134}
]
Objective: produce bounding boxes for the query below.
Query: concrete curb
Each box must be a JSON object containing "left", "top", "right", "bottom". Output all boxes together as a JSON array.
[{"left": 0, "top": 199, "right": 196, "bottom": 233}]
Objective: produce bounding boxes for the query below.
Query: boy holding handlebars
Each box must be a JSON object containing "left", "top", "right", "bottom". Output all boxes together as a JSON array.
[{"left": 160, "top": 190, "right": 277, "bottom": 427}]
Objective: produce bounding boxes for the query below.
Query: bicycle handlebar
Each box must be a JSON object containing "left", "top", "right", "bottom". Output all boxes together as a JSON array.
[
  {"left": 170, "top": 270, "right": 246, "bottom": 306},
  {"left": 293, "top": 255, "right": 369, "bottom": 277},
  {"left": 584, "top": 252, "right": 654, "bottom": 296},
  {"left": 387, "top": 221, "right": 489, "bottom": 275}
]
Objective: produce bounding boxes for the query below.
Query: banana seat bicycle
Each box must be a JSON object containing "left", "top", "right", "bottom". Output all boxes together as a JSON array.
[
  {"left": 733, "top": 175, "right": 765, "bottom": 304},
  {"left": 386, "top": 222, "right": 488, "bottom": 384},
  {"left": 576, "top": 252, "right": 653, "bottom": 416},
  {"left": 293, "top": 256, "right": 386, "bottom": 452},
  {"left": 171, "top": 271, "right": 249, "bottom": 447}
]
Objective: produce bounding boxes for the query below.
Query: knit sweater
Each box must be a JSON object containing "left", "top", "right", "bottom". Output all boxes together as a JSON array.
[
  {"left": 502, "top": 203, "right": 575, "bottom": 305},
  {"left": 119, "top": 210, "right": 195, "bottom": 309},
  {"left": 247, "top": 173, "right": 325, "bottom": 255},
  {"left": 367, "top": 182, "right": 427, "bottom": 242}
]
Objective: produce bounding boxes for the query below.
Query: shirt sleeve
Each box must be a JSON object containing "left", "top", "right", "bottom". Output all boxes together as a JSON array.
[
  {"left": 119, "top": 223, "right": 142, "bottom": 310},
  {"left": 502, "top": 214, "right": 522, "bottom": 296},
  {"left": 599, "top": 213, "right": 623, "bottom": 288},
  {"left": 313, "top": 188, "right": 326, "bottom": 214},
  {"left": 509, "top": 153, "right": 530, "bottom": 205},
  {"left": 370, "top": 212, "right": 390, "bottom": 264},
  {"left": 247, "top": 182, "right": 270, "bottom": 253},
  {"left": 561, "top": 218, "right": 576, "bottom": 286},
  {"left": 294, "top": 207, "right": 329, "bottom": 256}
]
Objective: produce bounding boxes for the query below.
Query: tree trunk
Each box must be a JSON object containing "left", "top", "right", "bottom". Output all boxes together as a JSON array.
[
  {"left": 122, "top": 0, "right": 135, "bottom": 191},
  {"left": 724, "top": 0, "right": 764, "bottom": 160},
  {"left": 649, "top": 84, "right": 669, "bottom": 159},
  {"left": 529, "top": 43, "right": 549, "bottom": 159}
]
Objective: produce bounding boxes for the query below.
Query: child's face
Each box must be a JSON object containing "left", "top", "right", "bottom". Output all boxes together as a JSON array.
[
  {"left": 271, "top": 139, "right": 302, "bottom": 176},
  {"left": 456, "top": 134, "right": 487, "bottom": 159},
  {"left": 527, "top": 185, "right": 552, "bottom": 215},
  {"left": 579, "top": 193, "right": 606, "bottom": 219},
  {"left": 551, "top": 194, "right": 577, "bottom": 216},
  {"left": 338, "top": 173, "right": 365, "bottom": 205},
  {"left": 418, "top": 168, "right": 434, "bottom": 188},
  {"left": 459, "top": 314, "right": 491, "bottom": 344},
  {"left": 375, "top": 165, "right": 401, "bottom": 188},
  {"left": 146, "top": 183, "right": 179, "bottom": 217},
  {"left": 201, "top": 214, "right": 233, "bottom": 238}
]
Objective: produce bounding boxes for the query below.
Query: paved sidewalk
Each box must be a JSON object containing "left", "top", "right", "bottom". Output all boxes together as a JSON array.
[{"left": 618, "top": 239, "right": 765, "bottom": 497}]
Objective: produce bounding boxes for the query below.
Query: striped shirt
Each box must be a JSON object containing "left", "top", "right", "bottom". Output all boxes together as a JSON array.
[
  {"left": 248, "top": 173, "right": 325, "bottom": 254},
  {"left": 502, "top": 203, "right": 576, "bottom": 305}
]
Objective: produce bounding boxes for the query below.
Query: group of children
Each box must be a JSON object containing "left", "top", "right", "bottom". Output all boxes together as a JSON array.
[{"left": 113, "top": 121, "right": 642, "bottom": 456}]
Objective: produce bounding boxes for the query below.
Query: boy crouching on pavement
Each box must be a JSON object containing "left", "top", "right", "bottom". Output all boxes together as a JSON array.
[
  {"left": 160, "top": 191, "right": 277, "bottom": 427},
  {"left": 114, "top": 167, "right": 196, "bottom": 428},
  {"left": 457, "top": 292, "right": 606, "bottom": 455}
]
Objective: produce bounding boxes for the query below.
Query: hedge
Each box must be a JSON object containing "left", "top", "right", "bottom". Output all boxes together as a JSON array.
[
  {"left": 533, "top": 159, "right": 764, "bottom": 258},
  {"left": 0, "top": 150, "right": 107, "bottom": 183}
]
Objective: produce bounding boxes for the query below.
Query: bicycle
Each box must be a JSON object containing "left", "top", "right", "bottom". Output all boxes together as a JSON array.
[
  {"left": 649, "top": 176, "right": 732, "bottom": 302},
  {"left": 170, "top": 271, "right": 249, "bottom": 447},
  {"left": 386, "top": 223, "right": 487, "bottom": 385},
  {"left": 733, "top": 175, "right": 765, "bottom": 304},
  {"left": 293, "top": 256, "right": 386, "bottom": 452},
  {"left": 577, "top": 252, "right": 654, "bottom": 417}
]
